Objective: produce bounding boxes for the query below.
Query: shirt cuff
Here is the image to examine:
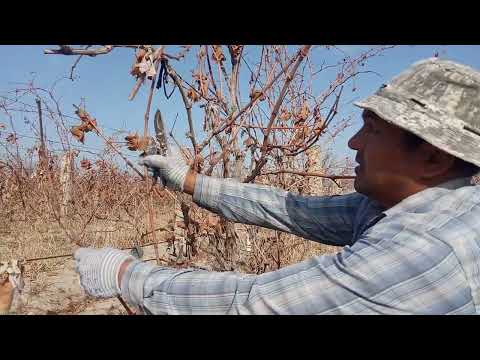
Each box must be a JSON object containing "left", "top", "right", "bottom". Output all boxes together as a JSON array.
[
  {"left": 120, "top": 260, "right": 156, "bottom": 307},
  {"left": 192, "top": 174, "right": 222, "bottom": 212}
]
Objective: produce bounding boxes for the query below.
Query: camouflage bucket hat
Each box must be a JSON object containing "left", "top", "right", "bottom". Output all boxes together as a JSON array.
[{"left": 354, "top": 57, "right": 480, "bottom": 167}]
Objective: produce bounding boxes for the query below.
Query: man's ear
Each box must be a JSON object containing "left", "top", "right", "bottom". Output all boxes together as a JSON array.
[{"left": 419, "top": 142, "right": 456, "bottom": 179}]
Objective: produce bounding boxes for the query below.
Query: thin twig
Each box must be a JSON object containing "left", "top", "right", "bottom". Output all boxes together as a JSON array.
[
  {"left": 284, "top": 87, "right": 344, "bottom": 158},
  {"left": 23, "top": 241, "right": 172, "bottom": 263},
  {"left": 228, "top": 45, "right": 243, "bottom": 112},
  {"left": 205, "top": 45, "right": 219, "bottom": 96},
  {"left": 44, "top": 45, "right": 119, "bottom": 56},
  {"left": 235, "top": 124, "right": 312, "bottom": 130},
  {"left": 243, "top": 45, "right": 312, "bottom": 183},
  {"left": 69, "top": 46, "right": 92, "bottom": 81},
  {"left": 128, "top": 77, "right": 145, "bottom": 101},
  {"left": 163, "top": 45, "right": 192, "bottom": 61},
  {"left": 198, "top": 48, "right": 305, "bottom": 153},
  {"left": 261, "top": 169, "right": 354, "bottom": 180},
  {"left": 165, "top": 63, "right": 198, "bottom": 154}
]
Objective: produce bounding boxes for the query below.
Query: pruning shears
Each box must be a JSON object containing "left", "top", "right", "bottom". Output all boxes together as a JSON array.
[{"left": 142, "top": 109, "right": 168, "bottom": 189}]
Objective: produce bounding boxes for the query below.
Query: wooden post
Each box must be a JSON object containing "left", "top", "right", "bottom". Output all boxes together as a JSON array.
[
  {"left": 59, "top": 151, "right": 74, "bottom": 218},
  {"left": 35, "top": 98, "right": 47, "bottom": 168}
]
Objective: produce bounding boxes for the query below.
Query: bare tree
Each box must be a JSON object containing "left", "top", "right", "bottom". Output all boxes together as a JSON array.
[{"left": 41, "top": 44, "right": 393, "bottom": 270}]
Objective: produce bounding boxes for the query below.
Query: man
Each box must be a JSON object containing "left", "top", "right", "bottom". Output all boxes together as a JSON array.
[{"left": 74, "top": 58, "right": 480, "bottom": 314}]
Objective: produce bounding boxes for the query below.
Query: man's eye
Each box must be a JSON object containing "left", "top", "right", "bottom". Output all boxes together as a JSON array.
[{"left": 364, "top": 123, "right": 379, "bottom": 134}]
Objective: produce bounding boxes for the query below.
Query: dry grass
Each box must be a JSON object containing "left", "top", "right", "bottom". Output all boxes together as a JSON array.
[{"left": 0, "top": 149, "right": 347, "bottom": 273}]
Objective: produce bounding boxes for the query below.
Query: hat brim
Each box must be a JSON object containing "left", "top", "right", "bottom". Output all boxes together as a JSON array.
[{"left": 354, "top": 95, "right": 480, "bottom": 168}]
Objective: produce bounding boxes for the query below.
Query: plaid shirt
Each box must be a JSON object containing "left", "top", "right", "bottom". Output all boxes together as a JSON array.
[{"left": 120, "top": 175, "right": 480, "bottom": 314}]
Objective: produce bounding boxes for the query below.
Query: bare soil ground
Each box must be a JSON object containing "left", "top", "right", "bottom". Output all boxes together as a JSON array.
[{"left": 9, "top": 244, "right": 166, "bottom": 315}]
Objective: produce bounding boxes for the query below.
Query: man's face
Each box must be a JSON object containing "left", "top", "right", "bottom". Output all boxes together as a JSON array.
[{"left": 348, "top": 111, "right": 419, "bottom": 203}]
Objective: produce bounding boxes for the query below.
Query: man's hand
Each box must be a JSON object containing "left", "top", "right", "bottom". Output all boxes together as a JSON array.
[
  {"left": 74, "top": 248, "right": 135, "bottom": 298},
  {"left": 0, "top": 278, "right": 14, "bottom": 314},
  {"left": 138, "top": 149, "right": 190, "bottom": 193}
]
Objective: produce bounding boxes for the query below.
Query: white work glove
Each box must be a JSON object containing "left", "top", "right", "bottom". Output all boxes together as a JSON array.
[
  {"left": 74, "top": 247, "right": 134, "bottom": 298},
  {"left": 138, "top": 149, "right": 190, "bottom": 192}
]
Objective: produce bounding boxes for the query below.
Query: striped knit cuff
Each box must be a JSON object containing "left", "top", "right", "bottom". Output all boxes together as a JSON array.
[
  {"left": 120, "top": 260, "right": 157, "bottom": 307},
  {"left": 192, "top": 174, "right": 222, "bottom": 213},
  {"left": 169, "top": 163, "right": 189, "bottom": 192},
  {"left": 99, "top": 250, "right": 133, "bottom": 296}
]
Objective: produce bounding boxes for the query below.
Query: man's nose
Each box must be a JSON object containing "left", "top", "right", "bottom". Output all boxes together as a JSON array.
[{"left": 348, "top": 129, "right": 363, "bottom": 150}]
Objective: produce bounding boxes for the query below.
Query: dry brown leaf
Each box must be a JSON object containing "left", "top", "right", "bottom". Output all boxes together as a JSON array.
[
  {"left": 70, "top": 126, "right": 85, "bottom": 143},
  {"left": 250, "top": 90, "right": 265, "bottom": 102},
  {"left": 130, "top": 63, "right": 142, "bottom": 77},
  {"left": 125, "top": 133, "right": 150, "bottom": 152},
  {"left": 290, "top": 127, "right": 308, "bottom": 147},
  {"left": 212, "top": 45, "right": 225, "bottom": 63},
  {"left": 193, "top": 72, "right": 209, "bottom": 97},
  {"left": 130, "top": 47, "right": 156, "bottom": 79},
  {"left": 229, "top": 45, "right": 243, "bottom": 59},
  {"left": 81, "top": 118, "right": 97, "bottom": 132},
  {"left": 187, "top": 87, "right": 201, "bottom": 102},
  {"left": 295, "top": 102, "right": 310, "bottom": 123},
  {"left": 130, "top": 48, "right": 147, "bottom": 77},
  {"left": 75, "top": 107, "right": 98, "bottom": 132},
  {"left": 75, "top": 107, "right": 89, "bottom": 121},
  {"left": 70, "top": 111, "right": 96, "bottom": 144},
  {"left": 136, "top": 48, "right": 147, "bottom": 61},
  {"left": 279, "top": 109, "right": 291, "bottom": 121}
]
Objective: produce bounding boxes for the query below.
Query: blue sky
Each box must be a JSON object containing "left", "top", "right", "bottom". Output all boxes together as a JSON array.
[{"left": 1, "top": 45, "right": 479, "bottom": 168}]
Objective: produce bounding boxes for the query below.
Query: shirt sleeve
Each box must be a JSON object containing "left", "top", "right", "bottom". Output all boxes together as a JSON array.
[
  {"left": 120, "top": 224, "right": 471, "bottom": 315},
  {"left": 193, "top": 174, "right": 367, "bottom": 246}
]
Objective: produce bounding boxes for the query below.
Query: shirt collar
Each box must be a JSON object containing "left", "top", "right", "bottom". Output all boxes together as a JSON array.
[{"left": 383, "top": 177, "right": 473, "bottom": 218}]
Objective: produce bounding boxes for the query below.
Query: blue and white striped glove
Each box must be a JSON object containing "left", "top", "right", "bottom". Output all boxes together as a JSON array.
[
  {"left": 138, "top": 149, "right": 190, "bottom": 192},
  {"left": 74, "top": 247, "right": 134, "bottom": 298}
]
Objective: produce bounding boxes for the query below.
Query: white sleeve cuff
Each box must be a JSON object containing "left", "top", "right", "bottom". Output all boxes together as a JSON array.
[{"left": 192, "top": 174, "right": 222, "bottom": 213}]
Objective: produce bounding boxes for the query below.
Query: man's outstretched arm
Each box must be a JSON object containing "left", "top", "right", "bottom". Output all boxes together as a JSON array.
[
  {"left": 141, "top": 152, "right": 368, "bottom": 246},
  {"left": 108, "top": 226, "right": 470, "bottom": 315}
]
